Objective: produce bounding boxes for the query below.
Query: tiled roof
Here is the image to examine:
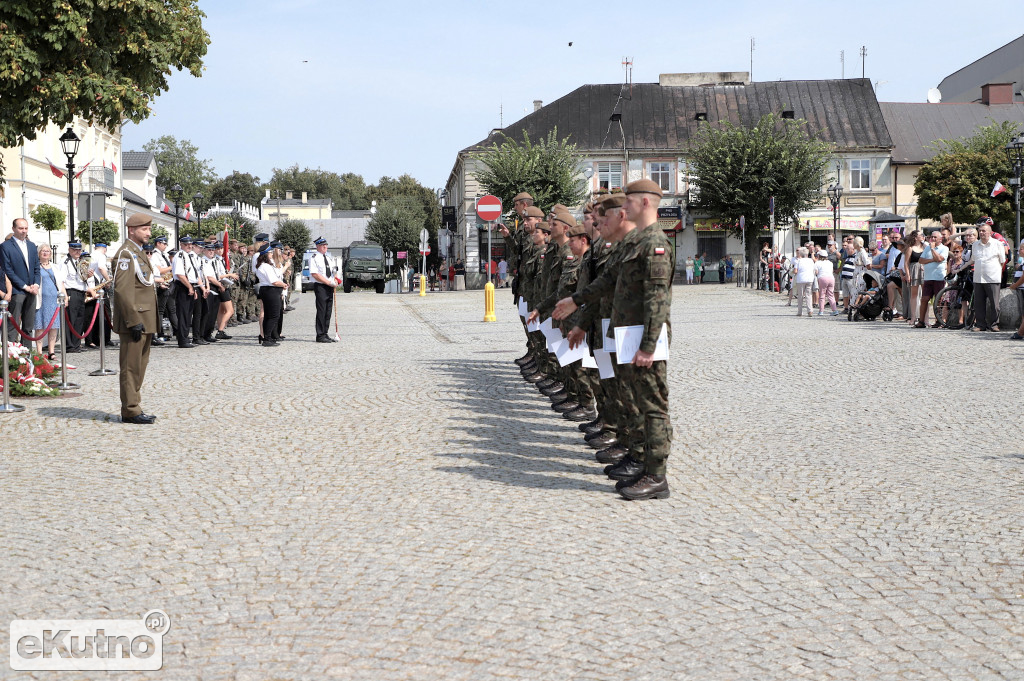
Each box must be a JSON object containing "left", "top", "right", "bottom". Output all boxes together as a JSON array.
[
  {"left": 880, "top": 102, "right": 1024, "bottom": 164},
  {"left": 464, "top": 78, "right": 892, "bottom": 154},
  {"left": 121, "top": 151, "right": 155, "bottom": 171},
  {"left": 122, "top": 187, "right": 149, "bottom": 207}
]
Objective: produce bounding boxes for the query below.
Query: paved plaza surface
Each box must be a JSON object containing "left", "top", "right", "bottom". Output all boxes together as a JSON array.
[{"left": 1, "top": 283, "right": 1022, "bottom": 680}]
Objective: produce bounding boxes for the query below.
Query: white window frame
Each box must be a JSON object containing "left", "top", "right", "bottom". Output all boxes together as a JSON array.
[
  {"left": 848, "top": 159, "right": 871, "bottom": 191},
  {"left": 648, "top": 161, "right": 673, "bottom": 192},
  {"left": 597, "top": 162, "right": 622, "bottom": 191}
]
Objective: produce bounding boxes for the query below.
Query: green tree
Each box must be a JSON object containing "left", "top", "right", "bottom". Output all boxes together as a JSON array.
[
  {"left": 78, "top": 219, "right": 118, "bottom": 246},
  {"left": 29, "top": 203, "right": 67, "bottom": 247},
  {"left": 473, "top": 129, "right": 590, "bottom": 213},
  {"left": 0, "top": 0, "right": 209, "bottom": 182},
  {"left": 914, "top": 121, "right": 1021, "bottom": 226},
  {"left": 143, "top": 135, "right": 216, "bottom": 199},
  {"left": 206, "top": 171, "right": 263, "bottom": 208},
  {"left": 273, "top": 219, "right": 311, "bottom": 274},
  {"left": 151, "top": 224, "right": 169, "bottom": 241},
  {"left": 367, "top": 174, "right": 440, "bottom": 257},
  {"left": 365, "top": 197, "right": 423, "bottom": 265},
  {"left": 688, "top": 113, "right": 834, "bottom": 252},
  {"left": 264, "top": 166, "right": 368, "bottom": 209}
]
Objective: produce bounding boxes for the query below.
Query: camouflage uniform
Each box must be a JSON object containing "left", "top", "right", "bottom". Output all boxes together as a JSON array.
[
  {"left": 229, "top": 249, "right": 244, "bottom": 322},
  {"left": 536, "top": 239, "right": 588, "bottom": 405},
  {"left": 237, "top": 255, "right": 256, "bottom": 320}
]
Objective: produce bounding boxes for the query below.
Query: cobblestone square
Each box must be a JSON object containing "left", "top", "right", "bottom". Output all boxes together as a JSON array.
[{"left": 1, "top": 284, "right": 1022, "bottom": 680}]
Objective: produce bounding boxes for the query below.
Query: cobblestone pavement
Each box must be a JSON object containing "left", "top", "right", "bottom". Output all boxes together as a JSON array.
[{"left": 2, "top": 284, "right": 1022, "bottom": 680}]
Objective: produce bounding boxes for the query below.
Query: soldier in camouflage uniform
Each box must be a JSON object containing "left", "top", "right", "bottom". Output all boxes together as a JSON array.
[
  {"left": 228, "top": 240, "right": 244, "bottom": 326},
  {"left": 236, "top": 245, "right": 257, "bottom": 323},
  {"left": 519, "top": 221, "right": 549, "bottom": 384},
  {"left": 554, "top": 180, "right": 672, "bottom": 500}
]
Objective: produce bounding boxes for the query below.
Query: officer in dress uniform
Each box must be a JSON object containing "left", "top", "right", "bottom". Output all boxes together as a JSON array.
[
  {"left": 60, "top": 240, "right": 88, "bottom": 353},
  {"left": 308, "top": 236, "right": 338, "bottom": 343},
  {"left": 141, "top": 243, "right": 165, "bottom": 346},
  {"left": 171, "top": 236, "right": 199, "bottom": 348},
  {"left": 113, "top": 214, "right": 159, "bottom": 424},
  {"left": 150, "top": 235, "right": 174, "bottom": 341},
  {"left": 190, "top": 240, "right": 211, "bottom": 345}
]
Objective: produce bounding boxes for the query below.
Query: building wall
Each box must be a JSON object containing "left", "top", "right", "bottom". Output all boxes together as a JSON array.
[
  {"left": 260, "top": 201, "right": 333, "bottom": 221},
  {"left": 938, "top": 35, "right": 1024, "bottom": 103}
]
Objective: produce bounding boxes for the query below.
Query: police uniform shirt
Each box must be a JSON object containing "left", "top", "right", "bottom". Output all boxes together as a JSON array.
[
  {"left": 256, "top": 262, "right": 282, "bottom": 287},
  {"left": 201, "top": 255, "right": 216, "bottom": 282},
  {"left": 172, "top": 250, "right": 199, "bottom": 284},
  {"left": 89, "top": 250, "right": 109, "bottom": 280},
  {"left": 251, "top": 252, "right": 261, "bottom": 293},
  {"left": 308, "top": 251, "right": 334, "bottom": 283},
  {"left": 151, "top": 249, "right": 172, "bottom": 284},
  {"left": 212, "top": 256, "right": 228, "bottom": 280},
  {"left": 60, "top": 256, "right": 88, "bottom": 291}
]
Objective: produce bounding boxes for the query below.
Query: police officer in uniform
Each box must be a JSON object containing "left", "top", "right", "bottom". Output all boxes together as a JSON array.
[
  {"left": 113, "top": 214, "right": 159, "bottom": 423},
  {"left": 150, "top": 235, "right": 174, "bottom": 341},
  {"left": 171, "top": 236, "right": 199, "bottom": 348},
  {"left": 60, "top": 240, "right": 88, "bottom": 353},
  {"left": 309, "top": 236, "right": 338, "bottom": 342}
]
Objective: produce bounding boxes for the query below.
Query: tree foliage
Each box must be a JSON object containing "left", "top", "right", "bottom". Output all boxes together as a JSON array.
[
  {"left": 143, "top": 135, "right": 216, "bottom": 200},
  {"left": 273, "top": 219, "right": 311, "bottom": 273},
  {"left": 474, "top": 129, "right": 589, "bottom": 213},
  {"left": 150, "top": 224, "right": 169, "bottom": 241},
  {"left": 689, "top": 113, "right": 834, "bottom": 240},
  {"left": 78, "top": 218, "right": 118, "bottom": 246},
  {"left": 264, "top": 165, "right": 368, "bottom": 210},
  {"left": 365, "top": 197, "right": 423, "bottom": 261},
  {"left": 367, "top": 174, "right": 439, "bottom": 247},
  {"left": 29, "top": 203, "right": 66, "bottom": 233},
  {"left": 206, "top": 171, "right": 263, "bottom": 208},
  {"left": 915, "top": 121, "right": 1021, "bottom": 226},
  {"left": 0, "top": 0, "right": 209, "bottom": 182}
]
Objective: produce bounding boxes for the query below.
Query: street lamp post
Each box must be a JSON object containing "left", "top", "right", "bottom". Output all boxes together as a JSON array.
[
  {"left": 170, "top": 184, "right": 183, "bottom": 244},
  {"left": 1005, "top": 133, "right": 1024, "bottom": 254},
  {"left": 193, "top": 191, "right": 204, "bottom": 238},
  {"left": 827, "top": 174, "right": 843, "bottom": 246},
  {"left": 59, "top": 128, "right": 81, "bottom": 242}
]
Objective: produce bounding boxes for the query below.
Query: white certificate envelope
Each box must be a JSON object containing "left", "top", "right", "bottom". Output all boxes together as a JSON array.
[
  {"left": 540, "top": 318, "right": 562, "bottom": 343},
  {"left": 594, "top": 349, "right": 615, "bottom": 379},
  {"left": 613, "top": 325, "right": 644, "bottom": 364},
  {"left": 518, "top": 298, "right": 527, "bottom": 318},
  {"left": 556, "top": 339, "right": 588, "bottom": 366},
  {"left": 582, "top": 353, "right": 598, "bottom": 369},
  {"left": 548, "top": 338, "right": 566, "bottom": 355},
  {"left": 526, "top": 316, "right": 540, "bottom": 332},
  {"left": 601, "top": 318, "right": 614, "bottom": 351},
  {"left": 651, "top": 323, "right": 669, "bottom": 361}
]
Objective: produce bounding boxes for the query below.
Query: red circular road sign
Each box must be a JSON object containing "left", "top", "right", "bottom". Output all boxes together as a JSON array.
[{"left": 475, "top": 194, "right": 503, "bottom": 222}]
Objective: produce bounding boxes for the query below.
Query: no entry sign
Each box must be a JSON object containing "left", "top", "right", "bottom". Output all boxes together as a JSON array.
[{"left": 475, "top": 194, "right": 502, "bottom": 222}]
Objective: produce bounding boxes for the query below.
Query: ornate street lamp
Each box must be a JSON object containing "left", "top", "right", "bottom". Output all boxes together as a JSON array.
[
  {"left": 826, "top": 174, "right": 843, "bottom": 246},
  {"left": 170, "top": 184, "right": 183, "bottom": 244},
  {"left": 193, "top": 191, "right": 204, "bottom": 238},
  {"left": 1005, "top": 133, "right": 1024, "bottom": 253},
  {"left": 59, "top": 128, "right": 81, "bottom": 241}
]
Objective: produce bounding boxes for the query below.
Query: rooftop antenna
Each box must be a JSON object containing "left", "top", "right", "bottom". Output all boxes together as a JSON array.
[
  {"left": 499, "top": 100, "right": 503, "bottom": 128},
  {"left": 750, "top": 37, "right": 755, "bottom": 80},
  {"left": 622, "top": 56, "right": 633, "bottom": 97},
  {"left": 840, "top": 50, "right": 845, "bottom": 79},
  {"left": 860, "top": 45, "right": 867, "bottom": 78}
]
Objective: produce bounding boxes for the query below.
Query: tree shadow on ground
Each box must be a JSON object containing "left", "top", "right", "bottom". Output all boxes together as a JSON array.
[{"left": 425, "top": 357, "right": 611, "bottom": 493}]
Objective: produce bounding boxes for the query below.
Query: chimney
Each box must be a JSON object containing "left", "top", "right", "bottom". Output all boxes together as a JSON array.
[
  {"left": 533, "top": 100, "right": 543, "bottom": 112},
  {"left": 301, "top": 191, "right": 307, "bottom": 204},
  {"left": 285, "top": 190, "right": 293, "bottom": 200},
  {"left": 981, "top": 83, "right": 1013, "bottom": 106}
]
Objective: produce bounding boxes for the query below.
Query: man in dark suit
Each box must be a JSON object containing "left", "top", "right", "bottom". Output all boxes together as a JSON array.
[{"left": 0, "top": 218, "right": 41, "bottom": 341}]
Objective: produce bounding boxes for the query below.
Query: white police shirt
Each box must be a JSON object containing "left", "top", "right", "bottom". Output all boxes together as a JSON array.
[{"left": 308, "top": 251, "right": 335, "bottom": 284}]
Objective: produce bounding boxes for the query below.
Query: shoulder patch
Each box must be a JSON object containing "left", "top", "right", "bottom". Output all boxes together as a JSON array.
[
  {"left": 605, "top": 242, "right": 612, "bottom": 248},
  {"left": 566, "top": 254, "right": 574, "bottom": 260},
  {"left": 118, "top": 259, "right": 130, "bottom": 271},
  {"left": 654, "top": 247, "right": 665, "bottom": 255}
]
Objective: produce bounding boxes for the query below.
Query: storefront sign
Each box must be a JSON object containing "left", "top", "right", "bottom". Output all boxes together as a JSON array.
[
  {"left": 657, "top": 206, "right": 683, "bottom": 232},
  {"left": 801, "top": 215, "right": 872, "bottom": 231}
]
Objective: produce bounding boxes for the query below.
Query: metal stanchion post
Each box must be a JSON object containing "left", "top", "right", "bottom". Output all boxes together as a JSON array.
[
  {"left": 89, "top": 289, "right": 117, "bottom": 377},
  {"left": 0, "top": 300, "right": 26, "bottom": 413},
  {"left": 55, "top": 293, "right": 79, "bottom": 391}
]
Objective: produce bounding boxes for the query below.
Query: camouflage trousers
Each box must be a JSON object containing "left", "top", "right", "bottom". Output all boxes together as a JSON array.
[
  {"left": 237, "top": 287, "right": 257, "bottom": 318},
  {"left": 562, "top": 363, "right": 594, "bottom": 407},
  {"left": 616, "top": 362, "right": 672, "bottom": 476}
]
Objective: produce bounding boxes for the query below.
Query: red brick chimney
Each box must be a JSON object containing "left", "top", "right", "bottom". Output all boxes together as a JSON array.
[{"left": 981, "top": 83, "right": 1013, "bottom": 106}]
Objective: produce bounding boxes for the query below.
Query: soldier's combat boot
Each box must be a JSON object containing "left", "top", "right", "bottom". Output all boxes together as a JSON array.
[
  {"left": 618, "top": 475, "right": 670, "bottom": 500},
  {"left": 595, "top": 444, "right": 628, "bottom": 464},
  {"left": 605, "top": 456, "right": 644, "bottom": 480},
  {"left": 587, "top": 432, "right": 618, "bottom": 449}
]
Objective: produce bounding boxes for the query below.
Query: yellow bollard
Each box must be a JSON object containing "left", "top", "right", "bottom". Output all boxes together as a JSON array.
[
  {"left": 483, "top": 282, "right": 497, "bottom": 322},
  {"left": 419, "top": 274, "right": 427, "bottom": 297}
]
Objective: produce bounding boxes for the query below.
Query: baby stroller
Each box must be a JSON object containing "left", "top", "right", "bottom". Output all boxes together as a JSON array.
[{"left": 847, "top": 271, "right": 885, "bottom": 321}]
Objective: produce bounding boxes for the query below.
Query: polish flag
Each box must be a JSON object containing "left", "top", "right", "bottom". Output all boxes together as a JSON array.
[
  {"left": 111, "top": 160, "right": 117, "bottom": 174},
  {"left": 46, "top": 158, "right": 65, "bottom": 178},
  {"left": 74, "top": 158, "right": 93, "bottom": 179},
  {"left": 991, "top": 181, "right": 1006, "bottom": 197},
  {"left": 159, "top": 200, "right": 172, "bottom": 214},
  {"left": 184, "top": 202, "right": 193, "bottom": 221}
]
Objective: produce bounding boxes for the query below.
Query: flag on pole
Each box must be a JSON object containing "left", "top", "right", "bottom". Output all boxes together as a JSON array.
[
  {"left": 184, "top": 202, "right": 193, "bottom": 221},
  {"left": 159, "top": 200, "right": 172, "bottom": 214},
  {"left": 74, "top": 158, "right": 93, "bottom": 178},
  {"left": 991, "top": 181, "right": 1006, "bottom": 197},
  {"left": 111, "top": 160, "right": 117, "bottom": 174},
  {"left": 46, "top": 158, "right": 65, "bottom": 178},
  {"left": 223, "top": 230, "right": 230, "bottom": 271}
]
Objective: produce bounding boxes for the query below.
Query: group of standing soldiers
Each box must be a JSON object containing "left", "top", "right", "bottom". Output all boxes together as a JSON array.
[{"left": 502, "top": 180, "right": 675, "bottom": 501}]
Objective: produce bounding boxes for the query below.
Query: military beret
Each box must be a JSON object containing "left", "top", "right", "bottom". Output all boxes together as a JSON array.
[
  {"left": 254, "top": 233, "right": 270, "bottom": 242},
  {"left": 567, "top": 223, "right": 589, "bottom": 238},
  {"left": 625, "top": 179, "right": 664, "bottom": 198},
  {"left": 535, "top": 221, "right": 551, "bottom": 233},
  {"left": 67, "top": 241, "right": 83, "bottom": 249},
  {"left": 583, "top": 203, "right": 594, "bottom": 215},
  {"left": 154, "top": 236, "right": 168, "bottom": 244},
  {"left": 314, "top": 236, "right": 328, "bottom": 246},
  {"left": 126, "top": 213, "right": 152, "bottom": 228},
  {"left": 600, "top": 194, "right": 627, "bottom": 209},
  {"left": 552, "top": 211, "right": 577, "bottom": 229},
  {"left": 524, "top": 206, "right": 545, "bottom": 218},
  {"left": 513, "top": 192, "right": 534, "bottom": 203},
  {"left": 547, "top": 204, "right": 568, "bottom": 215}
]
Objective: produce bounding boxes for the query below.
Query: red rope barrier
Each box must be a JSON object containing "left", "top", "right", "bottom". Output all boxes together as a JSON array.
[
  {"left": 7, "top": 307, "right": 60, "bottom": 342},
  {"left": 64, "top": 302, "right": 101, "bottom": 341}
]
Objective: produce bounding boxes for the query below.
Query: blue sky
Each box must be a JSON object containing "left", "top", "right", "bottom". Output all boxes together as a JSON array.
[{"left": 122, "top": 0, "right": 1021, "bottom": 193}]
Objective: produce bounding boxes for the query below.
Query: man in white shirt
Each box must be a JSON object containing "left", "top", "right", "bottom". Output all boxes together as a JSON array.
[
  {"left": 150, "top": 235, "right": 175, "bottom": 342},
  {"left": 86, "top": 242, "right": 114, "bottom": 347},
  {"left": 964, "top": 220, "right": 1006, "bottom": 332},
  {"left": 308, "top": 236, "right": 338, "bottom": 343},
  {"left": 59, "top": 240, "right": 88, "bottom": 352}
]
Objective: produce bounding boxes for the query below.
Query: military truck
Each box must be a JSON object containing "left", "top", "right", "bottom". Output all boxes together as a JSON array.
[{"left": 342, "top": 240, "right": 386, "bottom": 293}]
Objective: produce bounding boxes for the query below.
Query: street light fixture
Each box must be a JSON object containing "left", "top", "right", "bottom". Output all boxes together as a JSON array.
[
  {"left": 1004, "top": 133, "right": 1024, "bottom": 253},
  {"left": 193, "top": 191, "right": 204, "bottom": 238},
  {"left": 170, "top": 183, "right": 183, "bottom": 244},
  {"left": 826, "top": 173, "right": 843, "bottom": 246},
  {"left": 59, "top": 128, "right": 81, "bottom": 241}
]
